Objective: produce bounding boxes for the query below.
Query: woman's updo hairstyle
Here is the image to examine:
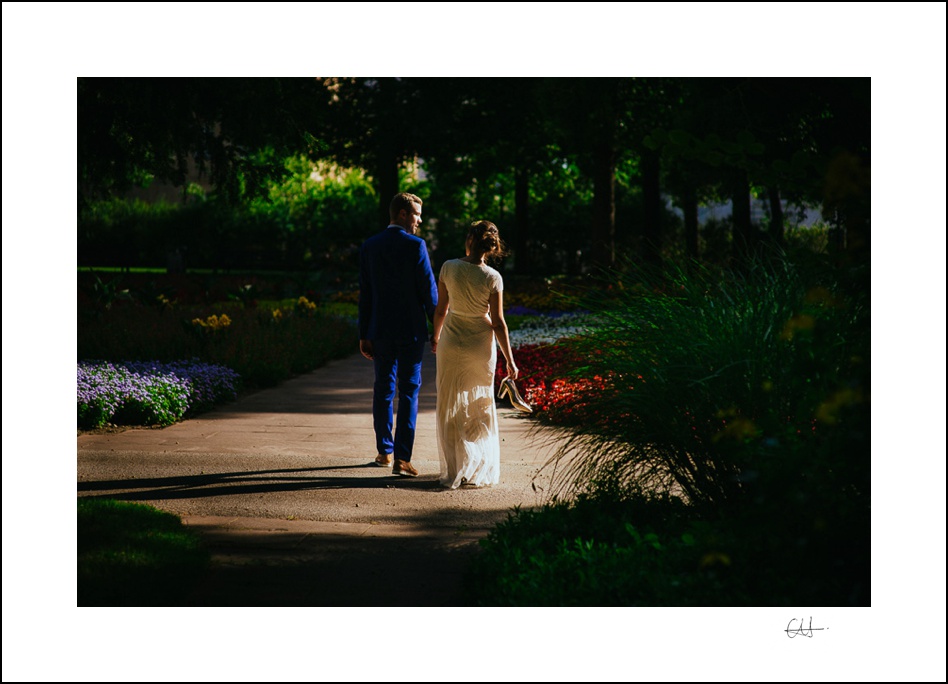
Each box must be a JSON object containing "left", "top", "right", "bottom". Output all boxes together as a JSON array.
[{"left": 468, "top": 220, "right": 508, "bottom": 263}]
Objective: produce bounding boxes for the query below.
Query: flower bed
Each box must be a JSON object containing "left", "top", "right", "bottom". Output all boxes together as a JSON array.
[
  {"left": 496, "top": 310, "right": 615, "bottom": 422},
  {"left": 78, "top": 360, "right": 240, "bottom": 429},
  {"left": 507, "top": 310, "right": 595, "bottom": 347}
]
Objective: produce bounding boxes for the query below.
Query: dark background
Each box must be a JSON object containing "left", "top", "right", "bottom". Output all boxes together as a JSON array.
[{"left": 76, "top": 76, "right": 870, "bottom": 279}]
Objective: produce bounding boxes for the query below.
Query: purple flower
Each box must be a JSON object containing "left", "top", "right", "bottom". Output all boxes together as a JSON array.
[{"left": 77, "top": 359, "right": 241, "bottom": 428}]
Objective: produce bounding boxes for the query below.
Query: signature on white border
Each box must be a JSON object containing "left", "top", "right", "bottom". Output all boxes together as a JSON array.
[{"left": 785, "top": 617, "right": 828, "bottom": 638}]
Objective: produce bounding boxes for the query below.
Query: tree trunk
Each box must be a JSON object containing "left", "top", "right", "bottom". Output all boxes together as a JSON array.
[
  {"left": 376, "top": 155, "right": 400, "bottom": 229},
  {"left": 591, "top": 142, "right": 616, "bottom": 269},
  {"left": 731, "top": 172, "right": 753, "bottom": 263},
  {"left": 514, "top": 167, "right": 531, "bottom": 275},
  {"left": 683, "top": 184, "right": 699, "bottom": 261},
  {"left": 641, "top": 149, "right": 662, "bottom": 268},
  {"left": 767, "top": 185, "right": 784, "bottom": 247}
]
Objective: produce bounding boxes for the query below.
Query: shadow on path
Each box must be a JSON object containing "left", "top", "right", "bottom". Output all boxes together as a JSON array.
[
  {"left": 181, "top": 529, "right": 486, "bottom": 608},
  {"left": 77, "top": 350, "right": 557, "bottom": 606},
  {"left": 78, "top": 462, "right": 447, "bottom": 500},
  {"left": 178, "top": 516, "right": 491, "bottom": 607}
]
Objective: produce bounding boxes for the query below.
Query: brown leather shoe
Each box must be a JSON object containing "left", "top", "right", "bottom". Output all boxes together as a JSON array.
[
  {"left": 374, "top": 453, "right": 393, "bottom": 467},
  {"left": 392, "top": 459, "right": 418, "bottom": 477}
]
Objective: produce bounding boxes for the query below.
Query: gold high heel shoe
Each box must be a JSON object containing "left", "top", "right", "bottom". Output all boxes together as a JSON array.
[{"left": 498, "top": 376, "right": 532, "bottom": 413}]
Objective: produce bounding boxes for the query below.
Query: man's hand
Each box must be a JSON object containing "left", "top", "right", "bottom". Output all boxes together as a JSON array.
[{"left": 359, "top": 339, "right": 374, "bottom": 361}]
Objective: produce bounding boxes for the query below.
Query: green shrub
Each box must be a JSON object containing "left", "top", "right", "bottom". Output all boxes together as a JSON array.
[
  {"left": 465, "top": 492, "right": 762, "bottom": 607},
  {"left": 467, "top": 486, "right": 868, "bottom": 606},
  {"left": 78, "top": 360, "right": 240, "bottom": 429},
  {"left": 77, "top": 396, "right": 115, "bottom": 431},
  {"left": 78, "top": 157, "right": 378, "bottom": 272},
  {"left": 112, "top": 377, "right": 191, "bottom": 426},
  {"left": 78, "top": 301, "right": 357, "bottom": 390}
]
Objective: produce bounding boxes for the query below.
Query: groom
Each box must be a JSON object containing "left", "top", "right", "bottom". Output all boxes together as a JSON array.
[{"left": 358, "top": 192, "right": 438, "bottom": 477}]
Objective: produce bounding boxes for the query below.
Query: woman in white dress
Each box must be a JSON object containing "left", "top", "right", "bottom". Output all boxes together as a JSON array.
[{"left": 431, "top": 220, "right": 522, "bottom": 489}]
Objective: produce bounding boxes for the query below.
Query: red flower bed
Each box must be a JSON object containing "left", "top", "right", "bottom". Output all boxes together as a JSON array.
[{"left": 496, "top": 343, "right": 623, "bottom": 424}]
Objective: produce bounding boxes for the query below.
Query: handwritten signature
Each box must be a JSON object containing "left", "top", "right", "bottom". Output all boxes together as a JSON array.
[{"left": 785, "top": 617, "right": 827, "bottom": 638}]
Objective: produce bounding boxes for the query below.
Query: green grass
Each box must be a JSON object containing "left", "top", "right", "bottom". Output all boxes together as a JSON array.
[{"left": 77, "top": 498, "right": 209, "bottom": 606}]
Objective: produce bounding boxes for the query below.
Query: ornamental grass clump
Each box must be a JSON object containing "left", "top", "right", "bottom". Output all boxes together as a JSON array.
[
  {"left": 541, "top": 255, "right": 869, "bottom": 516},
  {"left": 471, "top": 253, "right": 870, "bottom": 607}
]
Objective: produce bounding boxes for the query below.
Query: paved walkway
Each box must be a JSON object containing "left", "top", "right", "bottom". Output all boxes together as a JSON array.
[{"left": 77, "top": 347, "right": 567, "bottom": 606}]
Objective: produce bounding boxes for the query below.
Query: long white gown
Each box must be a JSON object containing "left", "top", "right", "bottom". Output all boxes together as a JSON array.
[{"left": 436, "top": 259, "right": 503, "bottom": 489}]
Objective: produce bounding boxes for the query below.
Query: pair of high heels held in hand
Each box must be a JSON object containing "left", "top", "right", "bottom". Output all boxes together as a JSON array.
[{"left": 498, "top": 376, "right": 532, "bottom": 413}]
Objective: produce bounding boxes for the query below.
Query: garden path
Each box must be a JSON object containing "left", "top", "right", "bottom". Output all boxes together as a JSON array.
[{"left": 77, "top": 347, "right": 567, "bottom": 606}]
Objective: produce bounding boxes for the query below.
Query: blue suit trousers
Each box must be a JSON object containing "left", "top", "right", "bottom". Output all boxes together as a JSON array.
[{"left": 371, "top": 339, "right": 426, "bottom": 462}]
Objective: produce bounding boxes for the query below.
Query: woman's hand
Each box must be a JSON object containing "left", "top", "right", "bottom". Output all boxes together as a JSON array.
[{"left": 507, "top": 363, "right": 519, "bottom": 381}]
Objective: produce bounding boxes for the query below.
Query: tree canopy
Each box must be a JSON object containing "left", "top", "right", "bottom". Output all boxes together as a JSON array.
[{"left": 77, "top": 77, "right": 870, "bottom": 273}]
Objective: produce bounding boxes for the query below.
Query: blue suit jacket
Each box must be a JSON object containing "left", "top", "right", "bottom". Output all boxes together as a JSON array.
[{"left": 358, "top": 225, "right": 438, "bottom": 343}]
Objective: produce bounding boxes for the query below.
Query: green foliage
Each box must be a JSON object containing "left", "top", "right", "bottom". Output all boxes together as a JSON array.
[
  {"left": 78, "top": 281, "right": 357, "bottom": 389},
  {"left": 246, "top": 157, "right": 378, "bottom": 271},
  {"left": 88, "top": 272, "right": 135, "bottom": 309},
  {"left": 77, "top": 498, "right": 209, "bottom": 606},
  {"left": 699, "top": 216, "right": 735, "bottom": 265},
  {"left": 78, "top": 156, "right": 378, "bottom": 273},
  {"left": 77, "top": 77, "right": 869, "bottom": 279},
  {"left": 542, "top": 254, "right": 868, "bottom": 509},
  {"left": 78, "top": 359, "right": 241, "bottom": 429},
  {"left": 112, "top": 376, "right": 191, "bottom": 427},
  {"left": 466, "top": 493, "right": 709, "bottom": 606},
  {"left": 78, "top": 196, "right": 242, "bottom": 270},
  {"left": 469, "top": 251, "right": 869, "bottom": 606},
  {"left": 422, "top": 151, "right": 598, "bottom": 275},
  {"left": 466, "top": 486, "right": 868, "bottom": 606},
  {"left": 77, "top": 396, "right": 114, "bottom": 431},
  {"left": 78, "top": 77, "right": 326, "bottom": 207},
  {"left": 785, "top": 222, "right": 831, "bottom": 254}
]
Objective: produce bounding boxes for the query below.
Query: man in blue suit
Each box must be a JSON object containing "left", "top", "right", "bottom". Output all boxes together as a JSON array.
[{"left": 358, "top": 192, "right": 438, "bottom": 477}]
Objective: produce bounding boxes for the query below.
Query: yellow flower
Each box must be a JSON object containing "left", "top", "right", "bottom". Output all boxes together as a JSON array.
[
  {"left": 296, "top": 296, "right": 317, "bottom": 314},
  {"left": 712, "top": 407, "right": 758, "bottom": 443},
  {"left": 712, "top": 417, "right": 758, "bottom": 443},
  {"left": 816, "top": 388, "right": 865, "bottom": 425},
  {"left": 192, "top": 313, "right": 231, "bottom": 331},
  {"left": 804, "top": 286, "right": 837, "bottom": 308},
  {"left": 780, "top": 314, "right": 815, "bottom": 341},
  {"left": 700, "top": 552, "right": 732, "bottom": 568}
]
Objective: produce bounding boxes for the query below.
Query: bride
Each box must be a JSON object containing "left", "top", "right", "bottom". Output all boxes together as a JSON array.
[{"left": 430, "top": 220, "right": 528, "bottom": 489}]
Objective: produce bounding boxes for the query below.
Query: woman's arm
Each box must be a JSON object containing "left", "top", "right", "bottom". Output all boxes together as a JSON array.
[
  {"left": 431, "top": 278, "right": 450, "bottom": 353},
  {"left": 488, "top": 290, "right": 519, "bottom": 380}
]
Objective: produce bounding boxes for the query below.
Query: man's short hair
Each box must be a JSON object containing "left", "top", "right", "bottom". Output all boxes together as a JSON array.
[{"left": 389, "top": 192, "right": 423, "bottom": 222}]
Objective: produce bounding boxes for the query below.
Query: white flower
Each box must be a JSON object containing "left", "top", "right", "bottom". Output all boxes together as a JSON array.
[{"left": 506, "top": 313, "right": 601, "bottom": 347}]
